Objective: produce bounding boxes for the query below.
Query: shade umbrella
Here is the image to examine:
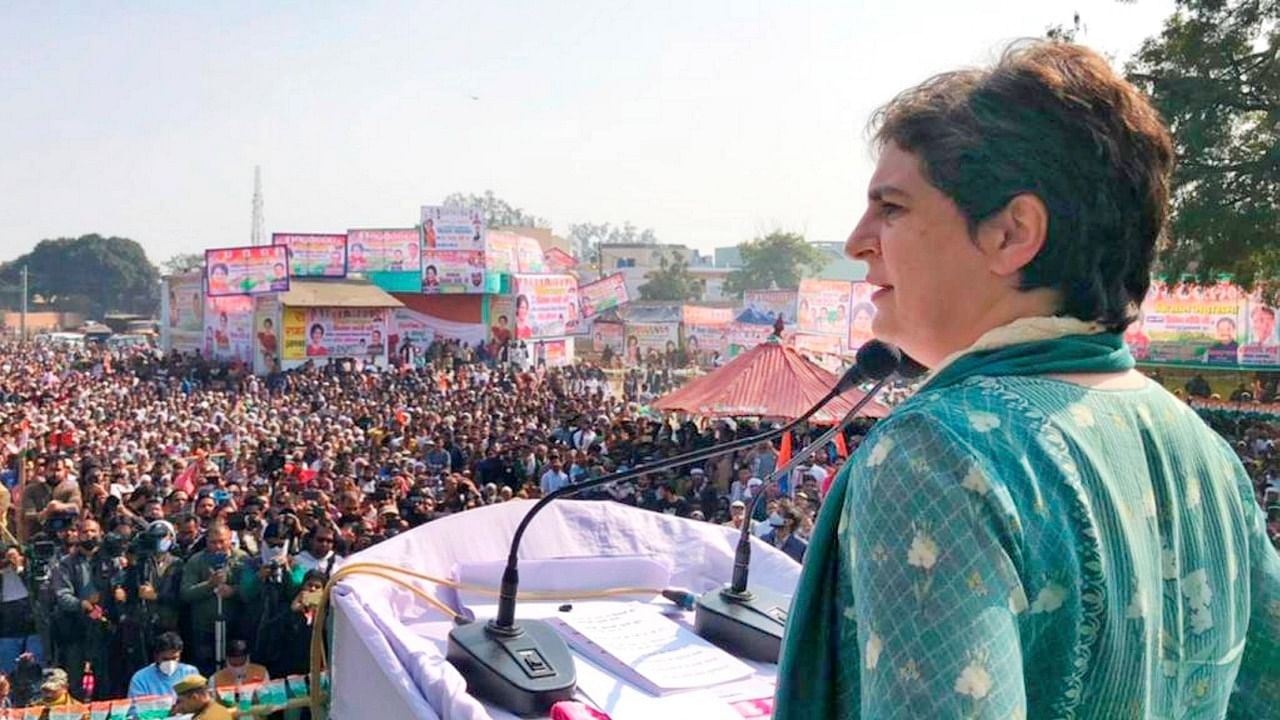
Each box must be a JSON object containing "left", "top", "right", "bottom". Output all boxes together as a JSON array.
[{"left": 652, "top": 337, "right": 890, "bottom": 423}]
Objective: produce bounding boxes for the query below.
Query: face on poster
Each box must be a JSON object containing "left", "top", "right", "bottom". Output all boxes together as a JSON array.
[
  {"left": 512, "top": 275, "right": 579, "bottom": 339},
  {"left": 420, "top": 206, "right": 486, "bottom": 252},
  {"left": 165, "top": 274, "right": 204, "bottom": 331},
  {"left": 625, "top": 323, "right": 680, "bottom": 363},
  {"left": 847, "top": 282, "right": 878, "bottom": 353},
  {"left": 423, "top": 250, "right": 486, "bottom": 294},
  {"left": 205, "top": 246, "right": 290, "bottom": 297},
  {"left": 253, "top": 297, "right": 281, "bottom": 374},
  {"left": 488, "top": 296, "right": 516, "bottom": 345},
  {"left": 347, "top": 229, "right": 420, "bottom": 273},
  {"left": 577, "top": 273, "right": 629, "bottom": 318},
  {"left": 282, "top": 307, "right": 388, "bottom": 361},
  {"left": 684, "top": 323, "right": 729, "bottom": 357},
  {"left": 273, "top": 233, "right": 347, "bottom": 278},
  {"left": 592, "top": 323, "right": 625, "bottom": 354},
  {"left": 1240, "top": 300, "right": 1278, "bottom": 366},
  {"left": 1135, "top": 281, "right": 1248, "bottom": 366},
  {"left": 204, "top": 295, "right": 254, "bottom": 363}
]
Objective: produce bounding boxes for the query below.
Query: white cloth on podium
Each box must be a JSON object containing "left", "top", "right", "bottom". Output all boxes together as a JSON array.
[{"left": 329, "top": 499, "right": 802, "bottom": 720}]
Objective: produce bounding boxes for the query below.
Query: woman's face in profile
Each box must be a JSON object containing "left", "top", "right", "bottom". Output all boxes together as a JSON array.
[{"left": 845, "top": 142, "right": 1019, "bottom": 368}]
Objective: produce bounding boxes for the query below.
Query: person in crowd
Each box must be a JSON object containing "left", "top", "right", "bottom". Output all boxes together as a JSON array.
[
  {"left": 49, "top": 518, "right": 110, "bottom": 700},
  {"left": 760, "top": 508, "right": 806, "bottom": 563},
  {"left": 127, "top": 631, "right": 199, "bottom": 699},
  {"left": 36, "top": 668, "right": 78, "bottom": 711},
  {"left": 180, "top": 522, "right": 245, "bottom": 674},
  {"left": 210, "top": 638, "right": 269, "bottom": 689}
]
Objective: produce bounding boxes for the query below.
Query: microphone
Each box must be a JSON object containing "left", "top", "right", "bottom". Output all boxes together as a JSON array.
[
  {"left": 445, "top": 348, "right": 894, "bottom": 714},
  {"left": 693, "top": 340, "right": 915, "bottom": 662}
]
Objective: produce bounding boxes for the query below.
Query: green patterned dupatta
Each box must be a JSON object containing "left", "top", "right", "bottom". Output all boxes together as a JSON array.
[{"left": 772, "top": 333, "right": 1135, "bottom": 718}]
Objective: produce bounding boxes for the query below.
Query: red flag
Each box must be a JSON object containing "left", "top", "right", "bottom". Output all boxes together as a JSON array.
[
  {"left": 173, "top": 460, "right": 199, "bottom": 495},
  {"left": 834, "top": 432, "right": 849, "bottom": 459},
  {"left": 777, "top": 431, "right": 792, "bottom": 468}
]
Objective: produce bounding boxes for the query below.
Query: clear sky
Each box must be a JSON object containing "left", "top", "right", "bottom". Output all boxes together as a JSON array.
[{"left": 0, "top": 0, "right": 1176, "bottom": 265}]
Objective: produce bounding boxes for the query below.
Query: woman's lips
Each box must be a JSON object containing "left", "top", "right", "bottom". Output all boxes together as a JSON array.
[{"left": 871, "top": 286, "right": 893, "bottom": 301}]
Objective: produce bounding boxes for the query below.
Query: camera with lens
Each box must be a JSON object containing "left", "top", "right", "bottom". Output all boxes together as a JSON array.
[{"left": 45, "top": 511, "right": 77, "bottom": 533}]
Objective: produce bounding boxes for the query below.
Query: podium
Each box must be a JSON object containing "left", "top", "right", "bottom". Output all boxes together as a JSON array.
[{"left": 328, "top": 500, "right": 802, "bottom": 719}]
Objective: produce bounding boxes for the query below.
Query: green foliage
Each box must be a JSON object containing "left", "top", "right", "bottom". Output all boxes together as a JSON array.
[
  {"left": 638, "top": 252, "right": 703, "bottom": 301},
  {"left": 442, "top": 190, "right": 549, "bottom": 229},
  {"left": 1127, "top": 0, "right": 1279, "bottom": 299},
  {"left": 0, "top": 234, "right": 160, "bottom": 317},
  {"left": 723, "top": 231, "right": 827, "bottom": 298},
  {"left": 569, "top": 221, "right": 659, "bottom": 266},
  {"left": 161, "top": 253, "right": 205, "bottom": 276}
]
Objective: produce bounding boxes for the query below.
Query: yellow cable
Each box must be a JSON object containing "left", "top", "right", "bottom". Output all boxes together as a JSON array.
[{"left": 308, "top": 560, "right": 668, "bottom": 718}]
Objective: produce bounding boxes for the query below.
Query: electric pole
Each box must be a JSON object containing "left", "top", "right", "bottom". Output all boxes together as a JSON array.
[
  {"left": 251, "top": 165, "right": 264, "bottom": 246},
  {"left": 20, "top": 265, "right": 27, "bottom": 339}
]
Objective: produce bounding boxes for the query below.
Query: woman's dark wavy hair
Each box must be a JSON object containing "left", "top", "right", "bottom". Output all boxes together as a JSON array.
[{"left": 870, "top": 40, "right": 1174, "bottom": 332}]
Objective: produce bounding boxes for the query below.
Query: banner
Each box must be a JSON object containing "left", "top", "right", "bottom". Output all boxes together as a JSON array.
[
  {"left": 1127, "top": 282, "right": 1279, "bottom": 368},
  {"left": 1241, "top": 300, "right": 1279, "bottom": 367},
  {"left": 624, "top": 322, "right": 680, "bottom": 364},
  {"left": 423, "top": 250, "right": 487, "bottom": 294},
  {"left": 389, "top": 308, "right": 486, "bottom": 365},
  {"left": 203, "top": 295, "right": 254, "bottom": 364},
  {"left": 281, "top": 307, "right": 388, "bottom": 362},
  {"left": 685, "top": 323, "right": 730, "bottom": 359},
  {"left": 798, "top": 279, "right": 852, "bottom": 344},
  {"left": 682, "top": 305, "right": 735, "bottom": 325},
  {"left": 272, "top": 233, "right": 347, "bottom": 278},
  {"left": 347, "top": 229, "right": 421, "bottom": 274},
  {"left": 484, "top": 231, "right": 520, "bottom": 275},
  {"left": 253, "top": 296, "right": 281, "bottom": 375},
  {"left": 487, "top": 296, "right": 516, "bottom": 345},
  {"left": 544, "top": 247, "right": 578, "bottom": 273},
  {"left": 578, "top": 273, "right": 629, "bottom": 318},
  {"left": 728, "top": 322, "right": 776, "bottom": 358},
  {"left": 536, "top": 338, "right": 574, "bottom": 367},
  {"left": 205, "top": 246, "right": 291, "bottom": 297},
  {"left": 592, "top": 322, "right": 625, "bottom": 354},
  {"left": 742, "top": 290, "right": 798, "bottom": 325},
  {"left": 516, "top": 236, "right": 545, "bottom": 273},
  {"left": 512, "top": 274, "right": 580, "bottom": 339},
  {"left": 847, "top": 282, "right": 878, "bottom": 354},
  {"left": 163, "top": 273, "right": 204, "bottom": 352},
  {"left": 421, "top": 206, "right": 486, "bottom": 252}
]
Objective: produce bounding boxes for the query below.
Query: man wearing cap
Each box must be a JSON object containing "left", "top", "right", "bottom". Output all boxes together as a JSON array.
[
  {"left": 171, "top": 673, "right": 235, "bottom": 719},
  {"left": 37, "top": 667, "right": 79, "bottom": 710},
  {"left": 761, "top": 508, "right": 807, "bottom": 563},
  {"left": 723, "top": 500, "right": 749, "bottom": 531},
  {"left": 128, "top": 631, "right": 199, "bottom": 698}
]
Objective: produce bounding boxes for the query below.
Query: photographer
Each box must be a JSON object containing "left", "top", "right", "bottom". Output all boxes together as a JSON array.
[
  {"left": 48, "top": 518, "right": 111, "bottom": 700},
  {"left": 116, "top": 521, "right": 184, "bottom": 690},
  {"left": 237, "top": 521, "right": 303, "bottom": 678},
  {"left": 179, "top": 521, "right": 245, "bottom": 675},
  {"left": 0, "top": 545, "right": 40, "bottom": 673}
]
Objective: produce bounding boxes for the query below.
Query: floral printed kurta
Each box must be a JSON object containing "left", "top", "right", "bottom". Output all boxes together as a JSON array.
[{"left": 818, "top": 375, "right": 1279, "bottom": 718}]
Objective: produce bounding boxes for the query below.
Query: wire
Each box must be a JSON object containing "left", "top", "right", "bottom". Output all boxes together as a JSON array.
[{"left": 307, "top": 560, "right": 667, "bottom": 718}]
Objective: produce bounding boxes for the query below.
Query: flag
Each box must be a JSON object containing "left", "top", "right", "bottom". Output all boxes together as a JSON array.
[
  {"left": 834, "top": 432, "right": 849, "bottom": 459},
  {"left": 173, "top": 459, "right": 199, "bottom": 495},
  {"left": 777, "top": 431, "right": 792, "bottom": 468}
]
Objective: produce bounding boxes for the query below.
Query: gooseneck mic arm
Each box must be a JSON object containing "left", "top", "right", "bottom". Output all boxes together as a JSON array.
[{"left": 490, "top": 358, "right": 873, "bottom": 631}]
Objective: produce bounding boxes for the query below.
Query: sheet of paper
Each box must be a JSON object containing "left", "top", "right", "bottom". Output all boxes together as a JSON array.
[
  {"left": 572, "top": 651, "right": 741, "bottom": 720},
  {"left": 554, "top": 602, "right": 754, "bottom": 692}
]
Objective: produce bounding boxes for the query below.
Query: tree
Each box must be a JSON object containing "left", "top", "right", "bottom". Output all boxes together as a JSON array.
[
  {"left": 160, "top": 253, "right": 205, "bottom": 276},
  {"left": 1045, "top": 12, "right": 1085, "bottom": 43},
  {"left": 567, "top": 221, "right": 658, "bottom": 265},
  {"left": 638, "top": 252, "right": 703, "bottom": 302},
  {"left": 1127, "top": 0, "right": 1279, "bottom": 298},
  {"left": 441, "top": 190, "right": 549, "bottom": 229},
  {"left": 0, "top": 234, "right": 160, "bottom": 317},
  {"left": 723, "top": 231, "right": 828, "bottom": 298}
]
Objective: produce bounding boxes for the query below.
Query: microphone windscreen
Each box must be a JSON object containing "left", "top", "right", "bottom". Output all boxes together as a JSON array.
[{"left": 853, "top": 340, "right": 902, "bottom": 382}]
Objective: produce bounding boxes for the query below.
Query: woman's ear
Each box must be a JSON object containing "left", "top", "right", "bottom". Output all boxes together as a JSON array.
[{"left": 980, "top": 193, "right": 1048, "bottom": 278}]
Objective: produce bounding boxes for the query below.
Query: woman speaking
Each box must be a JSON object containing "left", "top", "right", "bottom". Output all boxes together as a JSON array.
[{"left": 774, "top": 41, "right": 1278, "bottom": 718}]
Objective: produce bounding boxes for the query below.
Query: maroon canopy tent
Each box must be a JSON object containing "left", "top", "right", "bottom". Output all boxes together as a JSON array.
[{"left": 652, "top": 338, "right": 890, "bottom": 423}]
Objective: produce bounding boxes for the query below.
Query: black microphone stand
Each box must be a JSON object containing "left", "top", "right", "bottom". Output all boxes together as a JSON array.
[{"left": 446, "top": 361, "right": 872, "bottom": 714}]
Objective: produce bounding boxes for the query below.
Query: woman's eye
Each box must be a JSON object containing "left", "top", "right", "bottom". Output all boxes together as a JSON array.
[{"left": 878, "top": 203, "right": 902, "bottom": 218}]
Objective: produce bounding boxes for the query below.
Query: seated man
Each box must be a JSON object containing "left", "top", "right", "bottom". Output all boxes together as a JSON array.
[
  {"left": 171, "top": 674, "right": 235, "bottom": 719},
  {"left": 210, "top": 639, "right": 269, "bottom": 688},
  {"left": 128, "top": 631, "right": 199, "bottom": 699}
]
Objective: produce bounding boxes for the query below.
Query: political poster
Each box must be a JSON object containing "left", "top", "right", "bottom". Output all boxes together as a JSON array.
[
  {"left": 537, "top": 338, "right": 574, "bottom": 367},
  {"left": 516, "top": 236, "right": 545, "bottom": 273},
  {"left": 1128, "top": 281, "right": 1247, "bottom": 366},
  {"left": 252, "top": 296, "right": 281, "bottom": 375},
  {"left": 682, "top": 305, "right": 735, "bottom": 325},
  {"left": 512, "top": 274, "right": 580, "bottom": 339},
  {"left": 205, "top": 246, "right": 290, "bottom": 297},
  {"left": 685, "top": 323, "right": 730, "bottom": 360},
  {"left": 728, "top": 322, "right": 776, "bottom": 358},
  {"left": 423, "top": 250, "right": 487, "bottom": 294},
  {"left": 797, "top": 279, "right": 852, "bottom": 345},
  {"left": 592, "top": 322, "right": 625, "bottom": 354},
  {"left": 421, "top": 206, "right": 486, "bottom": 252},
  {"left": 203, "top": 295, "right": 254, "bottom": 364},
  {"left": 544, "top": 247, "right": 578, "bottom": 273},
  {"left": 272, "top": 233, "right": 347, "bottom": 278},
  {"left": 487, "top": 296, "right": 517, "bottom": 346},
  {"left": 281, "top": 307, "right": 388, "bottom": 363},
  {"left": 484, "top": 231, "right": 520, "bottom": 275},
  {"left": 162, "top": 273, "right": 204, "bottom": 353},
  {"left": 742, "top": 290, "right": 798, "bottom": 326},
  {"left": 1240, "top": 300, "right": 1279, "bottom": 367},
  {"left": 623, "top": 322, "right": 680, "bottom": 364},
  {"left": 578, "top": 273, "right": 629, "bottom": 318},
  {"left": 847, "top": 282, "right": 878, "bottom": 354},
  {"left": 347, "top": 229, "right": 421, "bottom": 274},
  {"left": 388, "top": 308, "right": 486, "bottom": 366}
]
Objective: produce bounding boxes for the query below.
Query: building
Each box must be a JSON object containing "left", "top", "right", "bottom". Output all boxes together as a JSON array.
[{"left": 596, "top": 243, "right": 710, "bottom": 302}]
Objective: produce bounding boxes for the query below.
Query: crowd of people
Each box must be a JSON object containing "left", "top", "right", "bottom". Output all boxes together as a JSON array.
[{"left": 0, "top": 335, "right": 1274, "bottom": 711}]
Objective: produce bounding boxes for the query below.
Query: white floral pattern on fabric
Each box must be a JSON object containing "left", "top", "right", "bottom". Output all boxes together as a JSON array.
[
  {"left": 866, "top": 437, "right": 894, "bottom": 468},
  {"left": 1030, "top": 582, "right": 1068, "bottom": 614},
  {"left": 1009, "top": 585, "right": 1029, "bottom": 615},
  {"left": 968, "top": 411, "right": 1001, "bottom": 433},
  {"left": 954, "top": 654, "right": 994, "bottom": 700},
  {"left": 1183, "top": 569, "right": 1214, "bottom": 634},
  {"left": 906, "top": 527, "right": 940, "bottom": 570},
  {"left": 866, "top": 631, "right": 882, "bottom": 670},
  {"left": 960, "top": 466, "right": 990, "bottom": 495},
  {"left": 1068, "top": 403, "right": 1095, "bottom": 428}
]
